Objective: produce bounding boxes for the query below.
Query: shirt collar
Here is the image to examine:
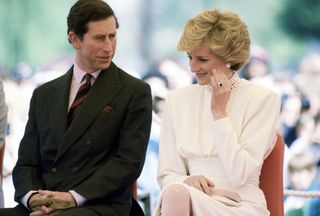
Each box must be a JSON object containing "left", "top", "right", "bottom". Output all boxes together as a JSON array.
[{"left": 73, "top": 62, "right": 101, "bottom": 84}]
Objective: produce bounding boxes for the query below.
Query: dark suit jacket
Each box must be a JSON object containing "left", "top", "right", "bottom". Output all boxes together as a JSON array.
[{"left": 12, "top": 62, "right": 152, "bottom": 215}]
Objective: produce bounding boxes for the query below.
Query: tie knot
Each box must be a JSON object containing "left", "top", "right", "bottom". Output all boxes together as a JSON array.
[{"left": 83, "top": 73, "right": 92, "bottom": 84}]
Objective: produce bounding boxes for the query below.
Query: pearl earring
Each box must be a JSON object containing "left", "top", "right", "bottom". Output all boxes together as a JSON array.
[{"left": 225, "top": 63, "right": 231, "bottom": 69}]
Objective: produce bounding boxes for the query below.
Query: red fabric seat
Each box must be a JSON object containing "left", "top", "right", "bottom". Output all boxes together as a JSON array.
[
  {"left": 131, "top": 181, "right": 138, "bottom": 199},
  {"left": 0, "top": 144, "right": 5, "bottom": 184},
  {"left": 260, "top": 134, "right": 285, "bottom": 216}
]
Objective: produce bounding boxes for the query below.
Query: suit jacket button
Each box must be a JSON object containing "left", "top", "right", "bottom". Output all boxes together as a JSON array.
[{"left": 51, "top": 167, "right": 57, "bottom": 173}]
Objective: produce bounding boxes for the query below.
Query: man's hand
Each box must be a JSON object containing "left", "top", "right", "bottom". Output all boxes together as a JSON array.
[
  {"left": 184, "top": 175, "right": 215, "bottom": 196},
  {"left": 29, "top": 192, "right": 58, "bottom": 216},
  {"left": 29, "top": 190, "right": 76, "bottom": 216},
  {"left": 37, "top": 190, "right": 76, "bottom": 209},
  {"left": 29, "top": 205, "right": 60, "bottom": 216}
]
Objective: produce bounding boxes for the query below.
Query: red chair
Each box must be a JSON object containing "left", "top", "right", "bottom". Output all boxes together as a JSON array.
[
  {"left": 260, "top": 134, "right": 285, "bottom": 216},
  {"left": 131, "top": 181, "right": 138, "bottom": 199},
  {"left": 130, "top": 181, "right": 145, "bottom": 216},
  {"left": 0, "top": 144, "right": 5, "bottom": 184}
]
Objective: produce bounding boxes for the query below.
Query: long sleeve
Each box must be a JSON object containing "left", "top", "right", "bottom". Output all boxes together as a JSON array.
[
  {"left": 214, "top": 87, "right": 280, "bottom": 188},
  {"left": 13, "top": 90, "right": 45, "bottom": 201},
  {"left": 157, "top": 94, "right": 189, "bottom": 188}
]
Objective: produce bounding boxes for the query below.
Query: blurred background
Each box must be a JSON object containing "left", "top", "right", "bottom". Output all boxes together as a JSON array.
[{"left": 1, "top": 0, "right": 320, "bottom": 215}]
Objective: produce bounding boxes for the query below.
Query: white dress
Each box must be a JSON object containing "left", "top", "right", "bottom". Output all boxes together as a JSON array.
[{"left": 154, "top": 74, "right": 281, "bottom": 216}]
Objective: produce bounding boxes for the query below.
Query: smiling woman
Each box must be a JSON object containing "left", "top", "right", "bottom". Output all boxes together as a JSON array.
[{"left": 153, "top": 7, "right": 281, "bottom": 216}]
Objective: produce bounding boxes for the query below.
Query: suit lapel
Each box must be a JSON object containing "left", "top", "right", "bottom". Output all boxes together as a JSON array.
[
  {"left": 57, "top": 63, "right": 126, "bottom": 159},
  {"left": 48, "top": 69, "right": 72, "bottom": 148}
]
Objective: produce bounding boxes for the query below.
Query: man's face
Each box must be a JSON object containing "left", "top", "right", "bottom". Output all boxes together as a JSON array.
[{"left": 70, "top": 16, "right": 117, "bottom": 73}]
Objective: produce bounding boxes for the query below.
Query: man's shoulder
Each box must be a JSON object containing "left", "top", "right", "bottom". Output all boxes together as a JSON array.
[
  {"left": 113, "top": 64, "right": 148, "bottom": 88},
  {"left": 34, "top": 71, "right": 70, "bottom": 93}
]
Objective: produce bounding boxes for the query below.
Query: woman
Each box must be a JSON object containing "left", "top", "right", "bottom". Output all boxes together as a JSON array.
[
  {"left": 154, "top": 8, "right": 280, "bottom": 216},
  {"left": 0, "top": 78, "right": 8, "bottom": 208}
]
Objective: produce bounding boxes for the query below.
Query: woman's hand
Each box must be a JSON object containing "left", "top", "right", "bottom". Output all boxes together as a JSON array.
[
  {"left": 184, "top": 175, "right": 215, "bottom": 196},
  {"left": 210, "top": 69, "right": 232, "bottom": 120}
]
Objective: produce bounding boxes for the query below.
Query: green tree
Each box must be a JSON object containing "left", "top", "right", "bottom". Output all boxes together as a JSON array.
[
  {"left": 278, "top": 0, "right": 320, "bottom": 39},
  {"left": 0, "top": 0, "right": 74, "bottom": 73}
]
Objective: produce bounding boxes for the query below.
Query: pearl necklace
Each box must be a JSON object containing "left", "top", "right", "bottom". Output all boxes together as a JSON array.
[{"left": 198, "top": 75, "right": 240, "bottom": 159}]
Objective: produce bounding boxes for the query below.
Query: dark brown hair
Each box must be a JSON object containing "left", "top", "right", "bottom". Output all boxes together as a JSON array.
[{"left": 67, "top": 0, "right": 119, "bottom": 41}]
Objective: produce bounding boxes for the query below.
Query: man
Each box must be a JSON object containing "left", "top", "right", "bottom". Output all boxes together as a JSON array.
[{"left": 0, "top": 0, "right": 152, "bottom": 215}]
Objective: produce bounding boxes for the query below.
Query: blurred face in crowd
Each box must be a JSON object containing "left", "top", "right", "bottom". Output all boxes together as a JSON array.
[
  {"left": 290, "top": 167, "right": 316, "bottom": 190},
  {"left": 187, "top": 43, "right": 233, "bottom": 85},
  {"left": 69, "top": 16, "right": 117, "bottom": 73},
  {"left": 247, "top": 58, "right": 268, "bottom": 78}
]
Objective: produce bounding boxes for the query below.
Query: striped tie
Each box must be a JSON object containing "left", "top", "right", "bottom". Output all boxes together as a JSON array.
[{"left": 68, "top": 73, "right": 92, "bottom": 125}]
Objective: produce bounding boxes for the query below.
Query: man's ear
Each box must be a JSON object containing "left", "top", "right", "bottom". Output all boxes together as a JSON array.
[{"left": 68, "top": 32, "right": 81, "bottom": 49}]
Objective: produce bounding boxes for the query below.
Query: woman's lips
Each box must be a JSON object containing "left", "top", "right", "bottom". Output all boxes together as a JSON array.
[{"left": 196, "top": 73, "right": 208, "bottom": 78}]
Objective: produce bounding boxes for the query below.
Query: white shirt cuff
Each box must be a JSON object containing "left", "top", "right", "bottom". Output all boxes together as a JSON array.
[
  {"left": 69, "top": 190, "right": 86, "bottom": 207},
  {"left": 21, "top": 190, "right": 38, "bottom": 210}
]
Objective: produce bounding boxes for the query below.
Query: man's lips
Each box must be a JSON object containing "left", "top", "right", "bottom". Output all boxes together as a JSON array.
[{"left": 98, "top": 56, "right": 111, "bottom": 62}]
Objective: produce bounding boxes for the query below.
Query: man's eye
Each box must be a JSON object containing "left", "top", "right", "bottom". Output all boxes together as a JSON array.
[{"left": 95, "top": 36, "right": 105, "bottom": 40}]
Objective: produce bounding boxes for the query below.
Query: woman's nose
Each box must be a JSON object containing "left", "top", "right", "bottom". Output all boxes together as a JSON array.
[{"left": 190, "top": 60, "right": 199, "bottom": 73}]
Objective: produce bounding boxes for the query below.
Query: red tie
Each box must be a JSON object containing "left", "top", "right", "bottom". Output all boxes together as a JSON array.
[{"left": 68, "top": 74, "right": 92, "bottom": 125}]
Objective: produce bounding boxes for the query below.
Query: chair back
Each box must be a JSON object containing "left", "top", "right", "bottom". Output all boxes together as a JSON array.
[
  {"left": 130, "top": 181, "right": 145, "bottom": 216},
  {"left": 0, "top": 144, "right": 5, "bottom": 183},
  {"left": 131, "top": 181, "right": 138, "bottom": 199},
  {"left": 260, "top": 134, "right": 285, "bottom": 216}
]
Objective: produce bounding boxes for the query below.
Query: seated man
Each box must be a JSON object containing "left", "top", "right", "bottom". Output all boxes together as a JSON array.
[{"left": 0, "top": 0, "right": 152, "bottom": 215}]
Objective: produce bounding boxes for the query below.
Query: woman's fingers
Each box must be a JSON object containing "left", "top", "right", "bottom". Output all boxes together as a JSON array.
[
  {"left": 184, "top": 175, "right": 215, "bottom": 196},
  {"left": 207, "top": 178, "right": 215, "bottom": 187},
  {"left": 199, "top": 177, "right": 213, "bottom": 196}
]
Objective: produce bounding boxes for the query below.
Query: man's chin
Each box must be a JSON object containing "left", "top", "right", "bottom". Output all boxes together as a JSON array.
[{"left": 99, "top": 62, "right": 112, "bottom": 70}]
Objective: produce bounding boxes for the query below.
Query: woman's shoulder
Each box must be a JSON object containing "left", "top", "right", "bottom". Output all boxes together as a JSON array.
[
  {"left": 235, "top": 79, "right": 281, "bottom": 111},
  {"left": 239, "top": 78, "right": 279, "bottom": 98}
]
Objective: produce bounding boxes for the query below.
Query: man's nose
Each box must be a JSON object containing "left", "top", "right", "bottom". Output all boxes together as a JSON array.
[{"left": 102, "top": 38, "right": 112, "bottom": 51}]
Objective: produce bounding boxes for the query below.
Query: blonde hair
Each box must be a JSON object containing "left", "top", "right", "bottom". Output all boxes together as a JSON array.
[{"left": 177, "top": 8, "right": 250, "bottom": 71}]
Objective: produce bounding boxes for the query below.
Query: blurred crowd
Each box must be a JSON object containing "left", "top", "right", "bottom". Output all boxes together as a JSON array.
[
  {"left": 241, "top": 46, "right": 320, "bottom": 215},
  {"left": 1, "top": 46, "right": 320, "bottom": 215}
]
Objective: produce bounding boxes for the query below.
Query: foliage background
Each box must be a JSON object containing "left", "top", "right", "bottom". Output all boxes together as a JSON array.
[{"left": 0, "top": 0, "right": 319, "bottom": 76}]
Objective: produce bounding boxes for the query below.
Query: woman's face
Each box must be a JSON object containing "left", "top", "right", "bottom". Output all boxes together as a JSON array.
[{"left": 187, "top": 43, "right": 232, "bottom": 85}]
